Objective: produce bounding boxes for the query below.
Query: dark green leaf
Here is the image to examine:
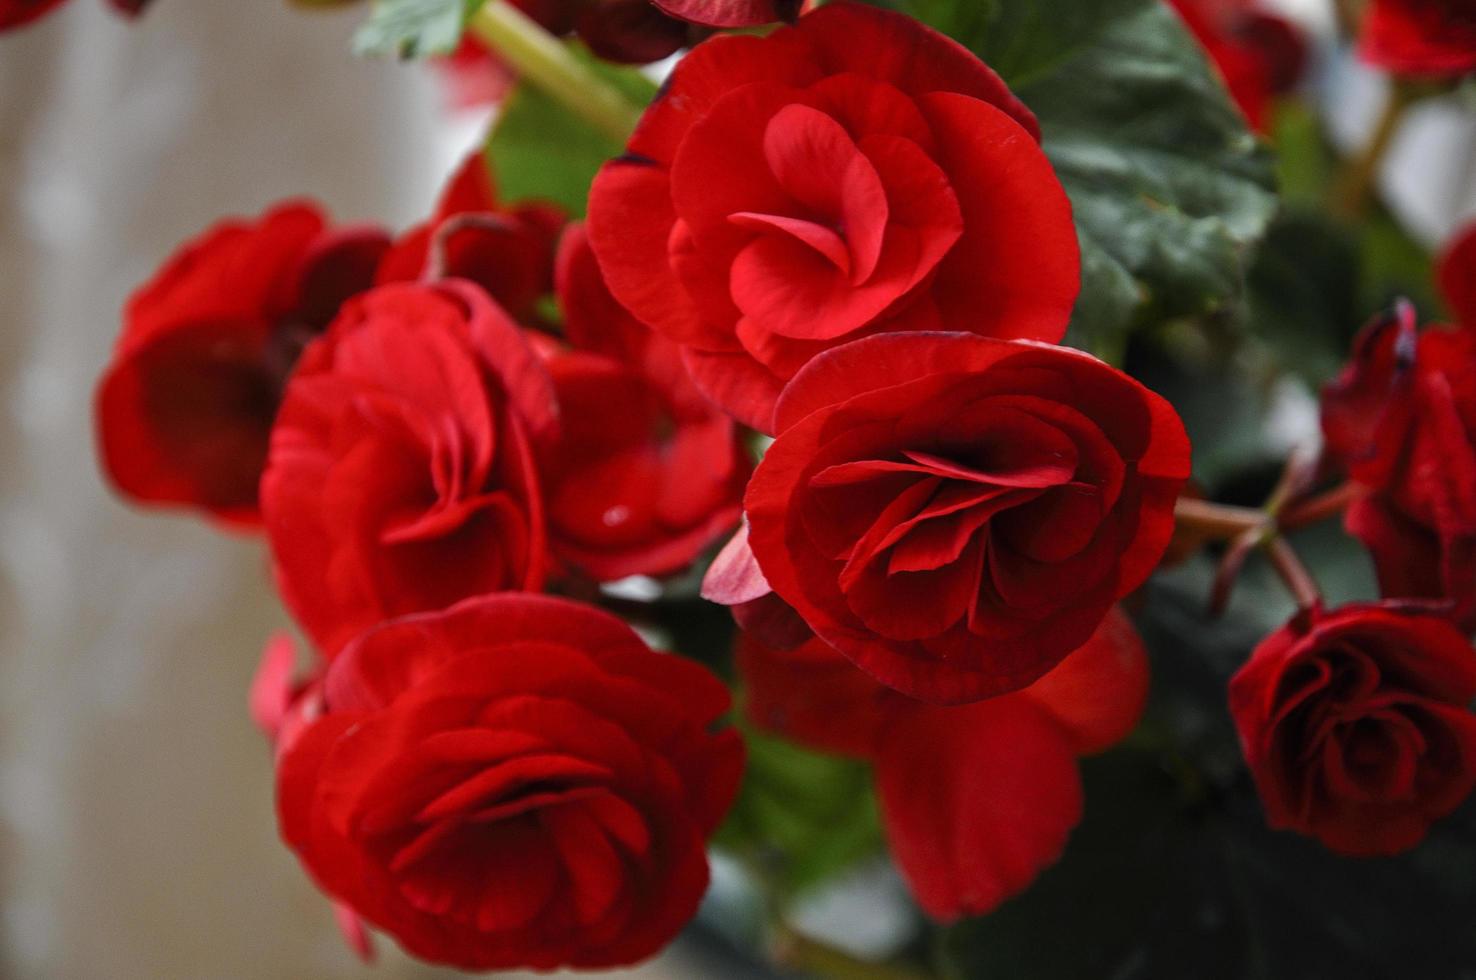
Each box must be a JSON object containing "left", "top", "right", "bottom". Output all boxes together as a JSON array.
[
  {"left": 1018, "top": 4, "right": 1278, "bottom": 354},
  {"left": 484, "top": 45, "right": 658, "bottom": 215},
  {"left": 353, "top": 0, "right": 479, "bottom": 58},
  {"left": 1246, "top": 208, "right": 1362, "bottom": 385},
  {"left": 886, "top": 0, "right": 1278, "bottom": 359},
  {"left": 904, "top": 0, "right": 1153, "bottom": 90}
]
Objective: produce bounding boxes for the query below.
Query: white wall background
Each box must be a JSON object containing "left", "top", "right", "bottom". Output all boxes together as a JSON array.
[{"left": 0, "top": 2, "right": 685, "bottom": 977}]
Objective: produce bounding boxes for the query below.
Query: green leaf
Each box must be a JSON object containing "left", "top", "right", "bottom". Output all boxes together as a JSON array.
[
  {"left": 1246, "top": 208, "right": 1362, "bottom": 386},
  {"left": 904, "top": 0, "right": 1153, "bottom": 90},
  {"left": 715, "top": 727, "right": 884, "bottom": 900},
  {"left": 353, "top": 0, "right": 479, "bottom": 59},
  {"left": 1020, "top": 4, "right": 1278, "bottom": 353},
  {"left": 484, "top": 45, "right": 658, "bottom": 215},
  {"left": 896, "top": 0, "right": 1278, "bottom": 358}
]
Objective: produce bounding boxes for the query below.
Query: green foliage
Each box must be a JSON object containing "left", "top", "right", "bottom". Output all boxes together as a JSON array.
[
  {"left": 905, "top": 0, "right": 1152, "bottom": 90},
  {"left": 892, "top": 0, "right": 1279, "bottom": 360},
  {"left": 1022, "top": 5, "right": 1278, "bottom": 356},
  {"left": 353, "top": 0, "right": 480, "bottom": 58},
  {"left": 1245, "top": 209, "right": 1362, "bottom": 386},
  {"left": 484, "top": 46, "right": 658, "bottom": 215},
  {"left": 715, "top": 726, "right": 885, "bottom": 900}
]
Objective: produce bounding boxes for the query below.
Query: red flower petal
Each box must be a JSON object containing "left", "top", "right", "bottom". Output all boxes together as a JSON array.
[
  {"left": 1021, "top": 606, "right": 1150, "bottom": 755},
  {"left": 875, "top": 696, "right": 1082, "bottom": 922},
  {"left": 736, "top": 631, "right": 891, "bottom": 758},
  {"left": 1439, "top": 222, "right": 1476, "bottom": 327},
  {"left": 653, "top": 0, "right": 798, "bottom": 28}
]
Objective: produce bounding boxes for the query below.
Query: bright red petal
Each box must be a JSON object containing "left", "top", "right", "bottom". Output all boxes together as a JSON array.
[
  {"left": 1020, "top": 606, "right": 1150, "bottom": 755},
  {"left": 875, "top": 696, "right": 1082, "bottom": 922}
]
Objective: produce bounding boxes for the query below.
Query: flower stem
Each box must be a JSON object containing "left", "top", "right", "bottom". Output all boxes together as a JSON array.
[
  {"left": 1280, "top": 481, "right": 1362, "bottom": 531},
  {"left": 774, "top": 928, "right": 935, "bottom": 980},
  {"left": 1265, "top": 536, "right": 1323, "bottom": 611},
  {"left": 1174, "top": 498, "right": 1267, "bottom": 541},
  {"left": 1333, "top": 82, "right": 1415, "bottom": 221},
  {"left": 467, "top": 0, "right": 643, "bottom": 144}
]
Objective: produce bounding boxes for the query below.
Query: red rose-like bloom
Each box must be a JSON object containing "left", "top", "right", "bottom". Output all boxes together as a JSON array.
[
  {"left": 0, "top": 0, "right": 66, "bottom": 29},
  {"left": 738, "top": 607, "right": 1149, "bottom": 921},
  {"left": 1322, "top": 297, "right": 1476, "bottom": 627},
  {"left": 378, "top": 154, "right": 564, "bottom": 324},
  {"left": 574, "top": 0, "right": 696, "bottom": 64},
  {"left": 0, "top": 0, "right": 149, "bottom": 30},
  {"left": 262, "top": 280, "right": 556, "bottom": 656},
  {"left": 538, "top": 225, "right": 749, "bottom": 581},
  {"left": 277, "top": 594, "right": 743, "bottom": 971},
  {"left": 729, "top": 332, "right": 1188, "bottom": 705},
  {"left": 1169, "top": 0, "right": 1308, "bottom": 131},
  {"left": 96, "top": 202, "right": 390, "bottom": 526},
  {"left": 587, "top": 2, "right": 1080, "bottom": 432},
  {"left": 1229, "top": 603, "right": 1476, "bottom": 855},
  {"left": 1360, "top": 0, "right": 1476, "bottom": 78},
  {"left": 654, "top": 0, "right": 802, "bottom": 28}
]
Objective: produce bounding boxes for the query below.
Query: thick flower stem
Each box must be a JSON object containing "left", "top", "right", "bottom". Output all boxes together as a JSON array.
[
  {"left": 1174, "top": 497, "right": 1268, "bottom": 540},
  {"left": 467, "top": 0, "right": 643, "bottom": 143}
]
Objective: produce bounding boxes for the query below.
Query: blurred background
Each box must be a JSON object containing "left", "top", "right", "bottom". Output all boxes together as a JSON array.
[{"left": 0, "top": 1, "right": 1471, "bottom": 978}]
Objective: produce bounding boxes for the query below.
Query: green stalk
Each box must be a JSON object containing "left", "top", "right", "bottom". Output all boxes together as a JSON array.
[
  {"left": 1332, "top": 82, "right": 1416, "bottom": 221},
  {"left": 467, "top": 0, "right": 643, "bottom": 144}
]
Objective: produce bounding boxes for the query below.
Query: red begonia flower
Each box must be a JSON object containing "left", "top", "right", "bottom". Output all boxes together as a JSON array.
[
  {"left": 1360, "top": 0, "right": 1476, "bottom": 78},
  {"left": 875, "top": 696, "right": 1083, "bottom": 922},
  {"left": 735, "top": 631, "right": 892, "bottom": 758},
  {"left": 1322, "top": 294, "right": 1476, "bottom": 627},
  {"left": 537, "top": 224, "right": 749, "bottom": 581},
  {"left": 1169, "top": 0, "right": 1308, "bottom": 131},
  {"left": 95, "top": 202, "right": 389, "bottom": 526},
  {"left": 0, "top": 0, "right": 150, "bottom": 29},
  {"left": 735, "top": 332, "right": 1189, "bottom": 704},
  {"left": 653, "top": 0, "right": 802, "bottom": 28},
  {"left": 1439, "top": 221, "right": 1476, "bottom": 327},
  {"left": 587, "top": 1, "right": 1080, "bottom": 431},
  {"left": 1018, "top": 605, "right": 1151, "bottom": 755},
  {"left": 377, "top": 154, "right": 564, "bottom": 324},
  {"left": 576, "top": 0, "right": 695, "bottom": 64},
  {"left": 262, "top": 280, "right": 556, "bottom": 656},
  {"left": 737, "top": 607, "right": 1149, "bottom": 920},
  {"left": 0, "top": 0, "right": 66, "bottom": 27},
  {"left": 276, "top": 594, "right": 743, "bottom": 971},
  {"left": 1230, "top": 603, "right": 1476, "bottom": 855}
]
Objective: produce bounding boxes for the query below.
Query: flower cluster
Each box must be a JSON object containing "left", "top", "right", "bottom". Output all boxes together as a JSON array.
[
  {"left": 85, "top": 0, "right": 1476, "bottom": 972},
  {"left": 95, "top": 150, "right": 752, "bottom": 967},
  {"left": 89, "top": 4, "right": 1197, "bottom": 967},
  {"left": 1223, "top": 222, "right": 1476, "bottom": 857}
]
